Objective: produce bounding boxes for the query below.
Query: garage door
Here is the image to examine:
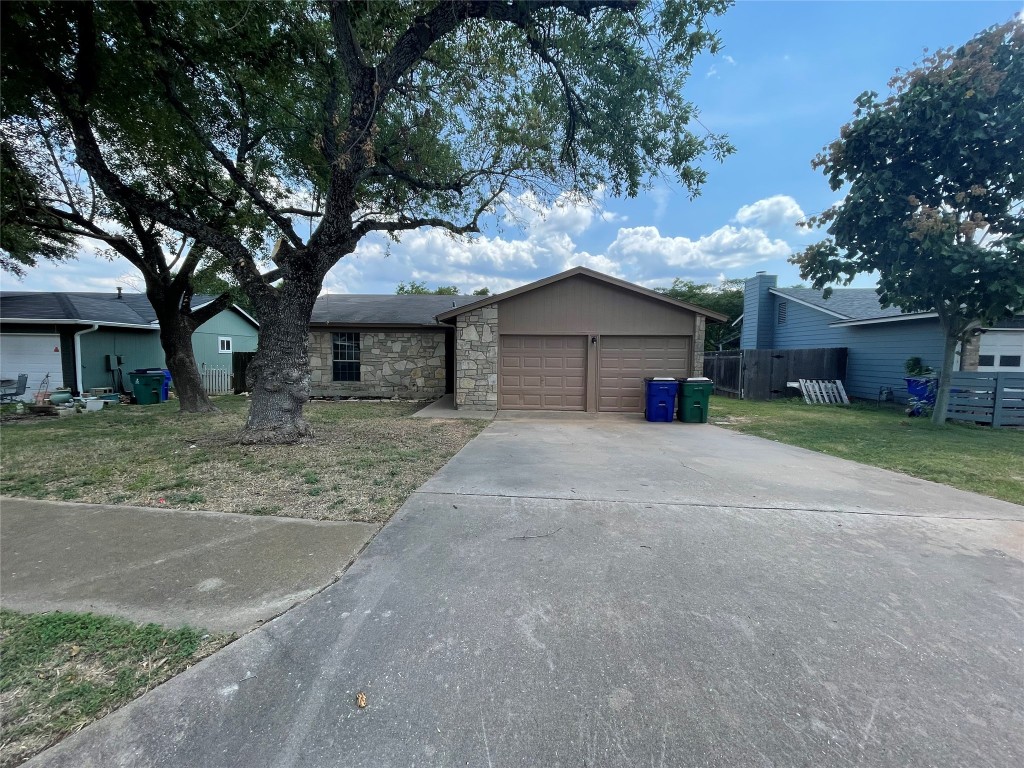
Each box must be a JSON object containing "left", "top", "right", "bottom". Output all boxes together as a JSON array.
[
  {"left": 0, "top": 334, "right": 64, "bottom": 401},
  {"left": 978, "top": 331, "right": 1024, "bottom": 372},
  {"left": 500, "top": 335, "right": 586, "bottom": 410},
  {"left": 599, "top": 336, "right": 691, "bottom": 412}
]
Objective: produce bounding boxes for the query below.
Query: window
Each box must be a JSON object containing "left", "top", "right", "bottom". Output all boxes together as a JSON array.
[
  {"left": 978, "top": 355, "right": 995, "bottom": 367},
  {"left": 1000, "top": 355, "right": 1022, "bottom": 367},
  {"left": 218, "top": 337, "right": 232, "bottom": 354},
  {"left": 333, "top": 332, "right": 360, "bottom": 381},
  {"left": 777, "top": 301, "right": 788, "bottom": 325}
]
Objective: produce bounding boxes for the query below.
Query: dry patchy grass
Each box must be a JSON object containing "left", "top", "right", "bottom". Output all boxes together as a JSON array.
[
  {"left": 0, "top": 397, "right": 486, "bottom": 523},
  {"left": 0, "top": 610, "right": 231, "bottom": 767}
]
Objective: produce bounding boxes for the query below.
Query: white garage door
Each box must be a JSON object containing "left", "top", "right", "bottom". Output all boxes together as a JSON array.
[
  {"left": 499, "top": 335, "right": 586, "bottom": 410},
  {"left": 598, "top": 336, "right": 692, "bottom": 412},
  {"left": 0, "top": 334, "right": 64, "bottom": 400},
  {"left": 978, "top": 331, "right": 1024, "bottom": 372}
]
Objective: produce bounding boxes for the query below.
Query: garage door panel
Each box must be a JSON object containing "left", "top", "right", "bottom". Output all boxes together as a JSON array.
[
  {"left": 500, "top": 335, "right": 586, "bottom": 410},
  {"left": 0, "top": 334, "right": 64, "bottom": 401},
  {"left": 599, "top": 335, "right": 691, "bottom": 413}
]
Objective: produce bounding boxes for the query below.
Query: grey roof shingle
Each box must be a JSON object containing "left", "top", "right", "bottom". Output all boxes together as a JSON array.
[
  {"left": 770, "top": 287, "right": 908, "bottom": 321},
  {"left": 0, "top": 292, "right": 219, "bottom": 326},
  {"left": 310, "top": 294, "right": 479, "bottom": 326}
]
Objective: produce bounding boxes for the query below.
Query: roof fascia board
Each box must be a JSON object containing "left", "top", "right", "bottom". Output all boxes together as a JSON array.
[
  {"left": 435, "top": 267, "right": 730, "bottom": 322},
  {"left": 829, "top": 312, "right": 938, "bottom": 327},
  {"left": 0, "top": 318, "right": 158, "bottom": 330},
  {"left": 768, "top": 288, "right": 849, "bottom": 319},
  {"left": 309, "top": 322, "right": 450, "bottom": 330}
]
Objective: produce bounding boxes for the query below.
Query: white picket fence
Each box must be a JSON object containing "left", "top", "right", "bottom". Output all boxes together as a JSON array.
[{"left": 200, "top": 366, "right": 233, "bottom": 394}]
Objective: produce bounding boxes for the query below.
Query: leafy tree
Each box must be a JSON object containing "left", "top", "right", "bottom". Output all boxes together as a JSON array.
[
  {"left": 656, "top": 278, "right": 743, "bottom": 349},
  {"left": 0, "top": 2, "right": 279, "bottom": 412},
  {"left": 2, "top": 0, "right": 733, "bottom": 442},
  {"left": 793, "top": 20, "right": 1024, "bottom": 424},
  {"left": 472, "top": 287, "right": 491, "bottom": 296},
  {"left": 395, "top": 281, "right": 460, "bottom": 295}
]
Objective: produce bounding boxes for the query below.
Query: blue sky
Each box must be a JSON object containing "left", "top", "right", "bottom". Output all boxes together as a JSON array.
[{"left": 6, "top": 0, "right": 1021, "bottom": 297}]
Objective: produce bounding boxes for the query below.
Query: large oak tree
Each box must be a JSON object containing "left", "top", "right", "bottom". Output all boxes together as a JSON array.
[
  {"left": 2, "top": 0, "right": 733, "bottom": 442},
  {"left": 793, "top": 20, "right": 1024, "bottom": 424}
]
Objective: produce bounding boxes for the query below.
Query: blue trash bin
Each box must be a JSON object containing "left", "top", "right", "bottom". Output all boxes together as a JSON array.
[
  {"left": 160, "top": 369, "right": 172, "bottom": 401},
  {"left": 644, "top": 378, "right": 679, "bottom": 422}
]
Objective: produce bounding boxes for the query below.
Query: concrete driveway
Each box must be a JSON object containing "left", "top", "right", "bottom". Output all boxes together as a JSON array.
[{"left": 28, "top": 417, "right": 1024, "bottom": 767}]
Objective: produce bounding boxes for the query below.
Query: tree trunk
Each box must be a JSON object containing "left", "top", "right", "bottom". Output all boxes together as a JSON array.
[
  {"left": 158, "top": 314, "right": 219, "bottom": 414},
  {"left": 931, "top": 328, "right": 958, "bottom": 426},
  {"left": 238, "top": 281, "right": 321, "bottom": 444}
]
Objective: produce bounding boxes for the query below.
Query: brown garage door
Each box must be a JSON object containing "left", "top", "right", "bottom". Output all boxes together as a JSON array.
[
  {"left": 500, "top": 335, "right": 586, "bottom": 410},
  {"left": 599, "top": 336, "right": 692, "bottom": 412}
]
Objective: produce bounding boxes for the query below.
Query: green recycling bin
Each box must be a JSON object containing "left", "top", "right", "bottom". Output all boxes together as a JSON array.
[
  {"left": 678, "top": 377, "right": 713, "bottom": 423},
  {"left": 130, "top": 372, "right": 164, "bottom": 405}
]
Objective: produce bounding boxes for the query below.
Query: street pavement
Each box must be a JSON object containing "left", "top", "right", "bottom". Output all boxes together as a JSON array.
[{"left": 23, "top": 417, "right": 1024, "bottom": 767}]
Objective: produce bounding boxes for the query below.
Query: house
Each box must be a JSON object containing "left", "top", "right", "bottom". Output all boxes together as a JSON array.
[
  {"left": 0, "top": 290, "right": 259, "bottom": 399},
  {"left": 739, "top": 273, "right": 1024, "bottom": 402},
  {"left": 309, "top": 267, "right": 727, "bottom": 412}
]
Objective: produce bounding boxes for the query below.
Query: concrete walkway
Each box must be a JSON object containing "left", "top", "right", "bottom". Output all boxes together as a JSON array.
[
  {"left": 1, "top": 499, "right": 376, "bottom": 633},
  {"left": 411, "top": 393, "right": 496, "bottom": 420},
  {"left": 25, "top": 419, "right": 1024, "bottom": 767}
]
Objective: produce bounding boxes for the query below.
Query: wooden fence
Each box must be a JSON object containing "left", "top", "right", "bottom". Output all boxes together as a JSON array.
[
  {"left": 200, "top": 366, "right": 233, "bottom": 394},
  {"left": 946, "top": 372, "right": 1024, "bottom": 428},
  {"left": 703, "top": 351, "right": 742, "bottom": 397},
  {"left": 703, "top": 348, "right": 848, "bottom": 400}
]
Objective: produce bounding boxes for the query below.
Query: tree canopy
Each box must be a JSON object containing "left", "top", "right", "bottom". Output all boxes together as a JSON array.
[
  {"left": 2, "top": 0, "right": 734, "bottom": 441},
  {"left": 792, "top": 19, "right": 1024, "bottom": 423},
  {"left": 656, "top": 277, "right": 743, "bottom": 349}
]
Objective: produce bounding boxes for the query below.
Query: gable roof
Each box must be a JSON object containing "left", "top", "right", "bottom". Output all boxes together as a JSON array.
[
  {"left": 768, "top": 287, "right": 910, "bottom": 322},
  {"left": 435, "top": 267, "right": 729, "bottom": 323},
  {"left": 0, "top": 291, "right": 258, "bottom": 329},
  {"left": 310, "top": 294, "right": 480, "bottom": 327}
]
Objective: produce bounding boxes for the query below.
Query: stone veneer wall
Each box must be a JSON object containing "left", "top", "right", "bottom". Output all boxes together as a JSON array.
[
  {"left": 308, "top": 330, "right": 446, "bottom": 398},
  {"left": 455, "top": 304, "right": 498, "bottom": 410},
  {"left": 959, "top": 335, "right": 980, "bottom": 371},
  {"left": 692, "top": 316, "right": 706, "bottom": 377}
]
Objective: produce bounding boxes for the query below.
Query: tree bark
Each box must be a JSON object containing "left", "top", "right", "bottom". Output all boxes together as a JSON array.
[
  {"left": 931, "top": 324, "right": 959, "bottom": 426},
  {"left": 239, "top": 278, "right": 322, "bottom": 444},
  {"left": 159, "top": 317, "right": 218, "bottom": 413}
]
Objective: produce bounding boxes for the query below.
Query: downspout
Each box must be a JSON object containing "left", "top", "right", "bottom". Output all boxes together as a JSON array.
[{"left": 74, "top": 324, "right": 100, "bottom": 396}]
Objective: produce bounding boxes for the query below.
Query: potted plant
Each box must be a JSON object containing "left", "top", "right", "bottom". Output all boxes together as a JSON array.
[{"left": 904, "top": 357, "right": 937, "bottom": 416}]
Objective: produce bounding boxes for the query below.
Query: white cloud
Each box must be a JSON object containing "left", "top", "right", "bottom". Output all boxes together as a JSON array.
[
  {"left": 734, "top": 195, "right": 806, "bottom": 229},
  {"left": 705, "top": 65, "right": 719, "bottom": 79},
  {"left": 723, "top": 55, "right": 736, "bottom": 66},
  {"left": 608, "top": 224, "right": 791, "bottom": 271}
]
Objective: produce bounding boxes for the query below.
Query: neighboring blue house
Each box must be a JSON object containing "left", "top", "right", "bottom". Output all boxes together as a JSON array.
[
  {"left": 740, "top": 273, "right": 1024, "bottom": 403},
  {"left": 0, "top": 290, "right": 259, "bottom": 399}
]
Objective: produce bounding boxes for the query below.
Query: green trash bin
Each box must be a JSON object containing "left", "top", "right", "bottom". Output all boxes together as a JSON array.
[
  {"left": 678, "top": 377, "right": 713, "bottom": 423},
  {"left": 129, "top": 372, "right": 164, "bottom": 405}
]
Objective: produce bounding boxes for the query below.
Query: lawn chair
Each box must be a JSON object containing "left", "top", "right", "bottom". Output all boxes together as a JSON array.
[{"left": 0, "top": 373, "right": 29, "bottom": 403}]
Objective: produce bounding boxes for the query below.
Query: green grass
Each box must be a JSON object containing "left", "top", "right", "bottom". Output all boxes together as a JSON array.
[
  {"left": 0, "top": 610, "right": 231, "bottom": 767},
  {"left": 0, "top": 396, "right": 486, "bottom": 523},
  {"left": 709, "top": 395, "right": 1024, "bottom": 505}
]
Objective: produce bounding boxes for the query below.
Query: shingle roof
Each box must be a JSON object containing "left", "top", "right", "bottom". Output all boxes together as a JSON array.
[
  {"left": 0, "top": 291, "right": 219, "bottom": 326},
  {"left": 770, "top": 287, "right": 907, "bottom": 321},
  {"left": 310, "top": 294, "right": 480, "bottom": 326}
]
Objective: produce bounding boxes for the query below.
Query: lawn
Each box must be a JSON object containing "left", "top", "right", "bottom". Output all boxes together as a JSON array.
[
  {"left": 709, "top": 395, "right": 1024, "bottom": 505},
  {"left": 0, "top": 397, "right": 486, "bottom": 523},
  {"left": 0, "top": 610, "right": 231, "bottom": 767}
]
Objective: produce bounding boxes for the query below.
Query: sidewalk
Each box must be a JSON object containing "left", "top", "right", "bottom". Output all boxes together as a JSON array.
[{"left": 0, "top": 498, "right": 377, "bottom": 633}]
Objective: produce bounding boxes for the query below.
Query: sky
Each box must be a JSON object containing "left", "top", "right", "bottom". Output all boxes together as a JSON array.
[{"left": 5, "top": 0, "right": 1021, "bottom": 298}]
